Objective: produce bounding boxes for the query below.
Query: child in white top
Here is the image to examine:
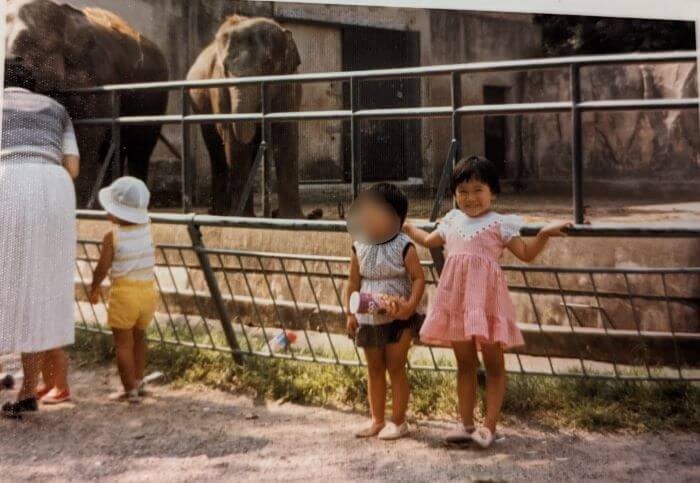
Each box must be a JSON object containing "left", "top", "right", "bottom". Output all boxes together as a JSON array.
[
  {"left": 89, "top": 176, "right": 156, "bottom": 403},
  {"left": 345, "top": 183, "right": 425, "bottom": 440}
]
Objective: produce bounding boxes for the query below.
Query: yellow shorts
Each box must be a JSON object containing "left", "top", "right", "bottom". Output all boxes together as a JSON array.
[{"left": 107, "top": 278, "right": 157, "bottom": 331}]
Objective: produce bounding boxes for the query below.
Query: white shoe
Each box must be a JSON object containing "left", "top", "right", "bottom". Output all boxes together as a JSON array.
[
  {"left": 355, "top": 421, "right": 385, "bottom": 438},
  {"left": 377, "top": 421, "right": 409, "bottom": 440},
  {"left": 471, "top": 426, "right": 494, "bottom": 448},
  {"left": 445, "top": 424, "right": 475, "bottom": 444}
]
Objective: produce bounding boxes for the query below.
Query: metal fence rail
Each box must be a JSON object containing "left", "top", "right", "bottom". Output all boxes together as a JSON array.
[
  {"left": 74, "top": 211, "right": 700, "bottom": 382},
  {"left": 64, "top": 50, "right": 699, "bottom": 222}
]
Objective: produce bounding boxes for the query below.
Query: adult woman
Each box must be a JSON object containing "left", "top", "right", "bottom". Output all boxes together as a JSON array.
[{"left": 0, "top": 59, "right": 79, "bottom": 417}]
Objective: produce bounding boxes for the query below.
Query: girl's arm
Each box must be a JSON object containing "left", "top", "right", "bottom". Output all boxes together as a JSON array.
[
  {"left": 88, "top": 232, "right": 114, "bottom": 303},
  {"left": 391, "top": 245, "right": 426, "bottom": 320},
  {"left": 403, "top": 222, "right": 444, "bottom": 249},
  {"left": 344, "top": 251, "right": 361, "bottom": 338},
  {"left": 506, "top": 220, "right": 571, "bottom": 262}
]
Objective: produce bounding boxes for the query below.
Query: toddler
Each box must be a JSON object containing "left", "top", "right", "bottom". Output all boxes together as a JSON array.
[
  {"left": 345, "top": 183, "right": 425, "bottom": 440},
  {"left": 89, "top": 176, "right": 157, "bottom": 403}
]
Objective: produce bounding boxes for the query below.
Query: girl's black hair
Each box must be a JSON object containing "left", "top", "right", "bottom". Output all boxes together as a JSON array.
[
  {"left": 4, "top": 58, "right": 37, "bottom": 91},
  {"left": 450, "top": 155, "right": 501, "bottom": 194},
  {"left": 363, "top": 182, "right": 409, "bottom": 225}
]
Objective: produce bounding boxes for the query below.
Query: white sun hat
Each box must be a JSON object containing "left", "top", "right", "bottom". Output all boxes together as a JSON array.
[{"left": 98, "top": 176, "right": 151, "bottom": 224}]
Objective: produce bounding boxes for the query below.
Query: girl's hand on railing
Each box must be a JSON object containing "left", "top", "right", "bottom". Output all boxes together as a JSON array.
[{"left": 539, "top": 220, "right": 573, "bottom": 237}]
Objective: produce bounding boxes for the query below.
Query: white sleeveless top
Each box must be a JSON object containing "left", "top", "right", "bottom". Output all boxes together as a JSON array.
[
  {"left": 111, "top": 224, "right": 155, "bottom": 281},
  {"left": 353, "top": 233, "right": 414, "bottom": 326}
]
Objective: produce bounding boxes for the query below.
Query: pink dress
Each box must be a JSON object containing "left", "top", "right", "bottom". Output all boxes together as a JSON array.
[{"left": 420, "top": 209, "right": 525, "bottom": 349}]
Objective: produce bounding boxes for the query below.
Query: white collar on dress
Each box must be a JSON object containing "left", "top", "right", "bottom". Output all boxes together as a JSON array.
[{"left": 4, "top": 87, "right": 31, "bottom": 93}]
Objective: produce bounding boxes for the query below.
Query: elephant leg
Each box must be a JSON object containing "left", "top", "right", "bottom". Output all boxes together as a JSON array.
[
  {"left": 123, "top": 125, "right": 160, "bottom": 183},
  {"left": 227, "top": 135, "right": 258, "bottom": 217},
  {"left": 200, "top": 124, "right": 231, "bottom": 215},
  {"left": 271, "top": 122, "right": 304, "bottom": 218}
]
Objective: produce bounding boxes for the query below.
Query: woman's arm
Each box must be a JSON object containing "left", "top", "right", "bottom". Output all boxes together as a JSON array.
[
  {"left": 88, "top": 232, "right": 114, "bottom": 303},
  {"left": 403, "top": 222, "right": 444, "bottom": 249},
  {"left": 344, "top": 251, "right": 361, "bottom": 337},
  {"left": 506, "top": 220, "right": 571, "bottom": 262},
  {"left": 391, "top": 245, "right": 425, "bottom": 320},
  {"left": 62, "top": 154, "right": 80, "bottom": 179}
]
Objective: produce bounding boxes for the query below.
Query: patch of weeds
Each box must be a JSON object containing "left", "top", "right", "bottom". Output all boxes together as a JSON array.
[{"left": 71, "top": 331, "right": 700, "bottom": 432}]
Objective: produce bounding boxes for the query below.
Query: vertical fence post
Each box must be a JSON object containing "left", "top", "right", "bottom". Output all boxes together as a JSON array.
[
  {"left": 451, "top": 71, "right": 462, "bottom": 162},
  {"left": 180, "top": 87, "right": 193, "bottom": 212},
  {"left": 570, "top": 64, "right": 584, "bottom": 224},
  {"left": 261, "top": 82, "right": 271, "bottom": 217},
  {"left": 350, "top": 77, "right": 362, "bottom": 200},
  {"left": 187, "top": 222, "right": 242, "bottom": 363},
  {"left": 111, "top": 91, "right": 121, "bottom": 180}
]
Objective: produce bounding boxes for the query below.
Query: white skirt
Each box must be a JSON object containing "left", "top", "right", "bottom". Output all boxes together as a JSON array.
[{"left": 0, "top": 163, "right": 76, "bottom": 353}]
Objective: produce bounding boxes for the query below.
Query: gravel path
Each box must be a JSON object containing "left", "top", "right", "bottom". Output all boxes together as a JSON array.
[{"left": 0, "top": 364, "right": 698, "bottom": 482}]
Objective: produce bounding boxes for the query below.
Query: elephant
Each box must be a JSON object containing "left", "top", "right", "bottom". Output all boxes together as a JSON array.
[
  {"left": 187, "top": 15, "right": 308, "bottom": 218},
  {"left": 5, "top": 0, "right": 169, "bottom": 206}
]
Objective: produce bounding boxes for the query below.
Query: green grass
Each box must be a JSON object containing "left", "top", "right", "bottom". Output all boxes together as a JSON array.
[{"left": 70, "top": 330, "right": 700, "bottom": 432}]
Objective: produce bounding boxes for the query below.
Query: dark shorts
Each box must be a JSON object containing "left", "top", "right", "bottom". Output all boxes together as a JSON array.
[{"left": 355, "top": 314, "right": 425, "bottom": 348}]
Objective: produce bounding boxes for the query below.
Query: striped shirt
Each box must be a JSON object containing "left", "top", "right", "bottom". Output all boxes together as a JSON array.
[
  {"left": 111, "top": 224, "right": 156, "bottom": 281},
  {"left": 1, "top": 87, "right": 79, "bottom": 165},
  {"left": 352, "top": 233, "right": 414, "bottom": 326}
]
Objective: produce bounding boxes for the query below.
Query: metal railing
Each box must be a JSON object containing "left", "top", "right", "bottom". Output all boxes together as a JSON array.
[
  {"left": 75, "top": 210, "right": 700, "bottom": 382},
  {"left": 65, "top": 50, "right": 700, "bottom": 224}
]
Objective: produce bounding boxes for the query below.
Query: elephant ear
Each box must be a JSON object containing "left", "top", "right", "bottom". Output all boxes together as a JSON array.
[
  {"left": 209, "top": 44, "right": 233, "bottom": 146},
  {"left": 283, "top": 29, "right": 301, "bottom": 73}
]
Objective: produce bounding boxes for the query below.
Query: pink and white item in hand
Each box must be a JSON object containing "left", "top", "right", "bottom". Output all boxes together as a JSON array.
[{"left": 349, "top": 291, "right": 394, "bottom": 315}]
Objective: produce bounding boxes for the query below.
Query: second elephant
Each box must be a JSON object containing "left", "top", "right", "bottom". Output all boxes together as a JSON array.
[{"left": 187, "top": 15, "right": 304, "bottom": 217}]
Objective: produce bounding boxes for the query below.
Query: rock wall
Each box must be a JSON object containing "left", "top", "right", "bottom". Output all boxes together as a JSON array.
[{"left": 519, "top": 63, "right": 699, "bottom": 190}]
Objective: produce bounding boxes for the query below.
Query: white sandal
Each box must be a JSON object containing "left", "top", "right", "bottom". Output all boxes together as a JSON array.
[
  {"left": 377, "top": 421, "right": 409, "bottom": 440},
  {"left": 470, "top": 427, "right": 494, "bottom": 449},
  {"left": 354, "top": 421, "right": 385, "bottom": 438}
]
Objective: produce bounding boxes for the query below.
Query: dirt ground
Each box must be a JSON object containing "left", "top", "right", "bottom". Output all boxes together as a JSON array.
[{"left": 0, "top": 362, "right": 698, "bottom": 483}]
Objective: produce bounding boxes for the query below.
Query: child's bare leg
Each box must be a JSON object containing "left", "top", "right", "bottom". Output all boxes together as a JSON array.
[
  {"left": 385, "top": 330, "right": 413, "bottom": 426},
  {"left": 452, "top": 339, "right": 478, "bottom": 428},
  {"left": 39, "top": 353, "right": 55, "bottom": 390},
  {"left": 363, "top": 347, "right": 387, "bottom": 428},
  {"left": 112, "top": 328, "right": 137, "bottom": 392},
  {"left": 133, "top": 328, "right": 146, "bottom": 382},
  {"left": 480, "top": 342, "right": 506, "bottom": 433}
]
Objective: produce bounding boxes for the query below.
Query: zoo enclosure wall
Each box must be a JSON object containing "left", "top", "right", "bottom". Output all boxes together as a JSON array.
[{"left": 65, "top": 50, "right": 700, "bottom": 224}]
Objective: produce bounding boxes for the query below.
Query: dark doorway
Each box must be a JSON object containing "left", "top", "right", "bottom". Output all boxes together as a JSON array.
[
  {"left": 342, "top": 26, "right": 421, "bottom": 182},
  {"left": 483, "top": 86, "right": 508, "bottom": 176}
]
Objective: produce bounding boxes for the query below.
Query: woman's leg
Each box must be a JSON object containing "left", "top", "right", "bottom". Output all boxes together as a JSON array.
[
  {"left": 40, "top": 348, "right": 69, "bottom": 391},
  {"left": 133, "top": 328, "right": 146, "bottom": 383},
  {"left": 363, "top": 347, "right": 387, "bottom": 428},
  {"left": 480, "top": 342, "right": 507, "bottom": 433},
  {"left": 112, "top": 328, "right": 137, "bottom": 392},
  {"left": 18, "top": 352, "right": 43, "bottom": 400},
  {"left": 384, "top": 330, "right": 413, "bottom": 426},
  {"left": 452, "top": 339, "right": 479, "bottom": 428}
]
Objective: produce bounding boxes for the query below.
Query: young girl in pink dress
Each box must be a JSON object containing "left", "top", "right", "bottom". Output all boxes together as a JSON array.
[{"left": 404, "top": 156, "right": 570, "bottom": 448}]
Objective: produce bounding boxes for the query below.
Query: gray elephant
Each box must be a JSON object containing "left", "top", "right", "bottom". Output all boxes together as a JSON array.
[
  {"left": 5, "top": 0, "right": 169, "bottom": 205},
  {"left": 187, "top": 15, "right": 307, "bottom": 217}
]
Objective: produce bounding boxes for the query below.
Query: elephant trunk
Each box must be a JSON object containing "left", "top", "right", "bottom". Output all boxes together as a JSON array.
[{"left": 229, "top": 85, "right": 259, "bottom": 145}]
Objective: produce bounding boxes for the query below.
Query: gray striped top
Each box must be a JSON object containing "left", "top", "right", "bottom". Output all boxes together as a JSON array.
[
  {"left": 1, "top": 87, "right": 79, "bottom": 165},
  {"left": 353, "top": 232, "right": 414, "bottom": 326}
]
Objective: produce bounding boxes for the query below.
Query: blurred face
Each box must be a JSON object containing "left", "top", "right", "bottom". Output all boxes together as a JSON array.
[
  {"left": 350, "top": 196, "right": 400, "bottom": 244},
  {"left": 454, "top": 178, "right": 494, "bottom": 217}
]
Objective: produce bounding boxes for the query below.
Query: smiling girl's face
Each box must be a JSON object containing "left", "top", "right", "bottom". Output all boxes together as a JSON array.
[{"left": 455, "top": 178, "right": 494, "bottom": 217}]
